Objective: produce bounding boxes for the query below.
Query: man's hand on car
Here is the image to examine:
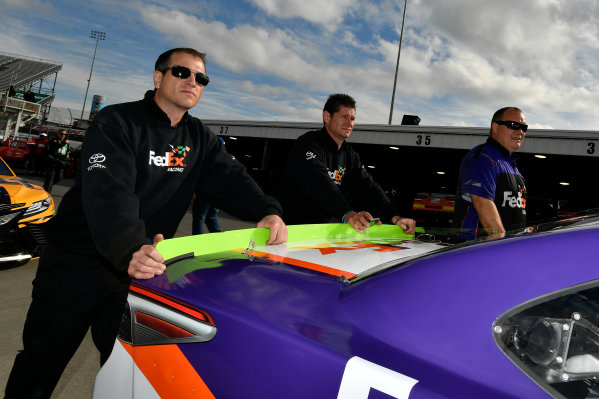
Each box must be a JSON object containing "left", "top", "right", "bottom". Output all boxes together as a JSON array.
[{"left": 128, "top": 234, "right": 166, "bottom": 279}]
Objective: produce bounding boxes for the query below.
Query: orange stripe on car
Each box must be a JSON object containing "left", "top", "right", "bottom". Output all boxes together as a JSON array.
[
  {"left": 249, "top": 250, "right": 357, "bottom": 279},
  {"left": 121, "top": 341, "right": 215, "bottom": 398}
]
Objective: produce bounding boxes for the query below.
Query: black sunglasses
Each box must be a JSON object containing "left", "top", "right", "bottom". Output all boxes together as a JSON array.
[
  {"left": 495, "top": 120, "right": 528, "bottom": 133},
  {"left": 160, "top": 65, "right": 209, "bottom": 86}
]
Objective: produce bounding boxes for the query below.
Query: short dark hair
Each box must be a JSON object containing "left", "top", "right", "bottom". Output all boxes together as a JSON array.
[
  {"left": 323, "top": 93, "right": 356, "bottom": 116},
  {"left": 155, "top": 48, "right": 207, "bottom": 72},
  {"left": 491, "top": 107, "right": 523, "bottom": 133}
]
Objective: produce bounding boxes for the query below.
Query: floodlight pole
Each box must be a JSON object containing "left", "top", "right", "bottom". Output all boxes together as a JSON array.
[
  {"left": 81, "top": 30, "right": 105, "bottom": 119},
  {"left": 388, "top": 0, "right": 408, "bottom": 125},
  {"left": 67, "top": 107, "right": 73, "bottom": 127}
]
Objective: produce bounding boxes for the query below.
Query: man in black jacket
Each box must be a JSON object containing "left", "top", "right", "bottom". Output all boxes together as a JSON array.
[
  {"left": 5, "top": 47, "right": 287, "bottom": 399},
  {"left": 275, "top": 93, "right": 415, "bottom": 233}
]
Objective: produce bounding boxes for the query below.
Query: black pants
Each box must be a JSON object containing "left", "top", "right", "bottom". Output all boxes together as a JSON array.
[
  {"left": 4, "top": 244, "right": 130, "bottom": 399},
  {"left": 43, "top": 159, "right": 66, "bottom": 193},
  {"left": 34, "top": 154, "right": 46, "bottom": 176},
  {"left": 25, "top": 153, "right": 37, "bottom": 173}
]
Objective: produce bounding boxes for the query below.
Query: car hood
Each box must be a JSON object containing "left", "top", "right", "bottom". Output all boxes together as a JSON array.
[{"left": 0, "top": 175, "right": 47, "bottom": 205}]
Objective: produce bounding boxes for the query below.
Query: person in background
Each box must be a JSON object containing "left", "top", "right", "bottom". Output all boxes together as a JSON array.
[
  {"left": 5, "top": 47, "right": 287, "bottom": 399},
  {"left": 453, "top": 107, "right": 528, "bottom": 240},
  {"left": 25, "top": 139, "right": 37, "bottom": 175},
  {"left": 191, "top": 137, "right": 226, "bottom": 234},
  {"left": 33, "top": 132, "right": 49, "bottom": 176},
  {"left": 43, "top": 129, "right": 69, "bottom": 193},
  {"left": 191, "top": 196, "right": 222, "bottom": 234},
  {"left": 274, "top": 93, "right": 415, "bottom": 234},
  {"left": 23, "top": 89, "right": 36, "bottom": 102}
]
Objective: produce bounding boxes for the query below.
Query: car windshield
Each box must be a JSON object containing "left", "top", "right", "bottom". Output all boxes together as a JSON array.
[
  {"left": 363, "top": 208, "right": 597, "bottom": 280},
  {"left": 516, "top": 208, "right": 599, "bottom": 234},
  {"left": 415, "top": 207, "right": 599, "bottom": 243},
  {"left": 0, "top": 157, "right": 14, "bottom": 176}
]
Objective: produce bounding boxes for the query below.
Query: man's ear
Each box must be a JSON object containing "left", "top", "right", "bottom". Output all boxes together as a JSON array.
[
  {"left": 153, "top": 70, "right": 162, "bottom": 89},
  {"left": 490, "top": 122, "right": 498, "bottom": 140},
  {"left": 323, "top": 110, "right": 330, "bottom": 124}
]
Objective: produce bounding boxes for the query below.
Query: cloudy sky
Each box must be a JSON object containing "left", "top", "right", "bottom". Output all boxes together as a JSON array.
[{"left": 1, "top": 0, "right": 598, "bottom": 130}]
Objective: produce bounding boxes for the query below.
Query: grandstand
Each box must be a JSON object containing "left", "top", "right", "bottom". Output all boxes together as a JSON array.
[{"left": 0, "top": 51, "right": 63, "bottom": 139}]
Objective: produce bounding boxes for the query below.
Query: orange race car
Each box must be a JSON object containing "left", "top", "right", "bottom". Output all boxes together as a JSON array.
[
  {"left": 0, "top": 155, "right": 55, "bottom": 267},
  {"left": 411, "top": 192, "right": 456, "bottom": 228}
]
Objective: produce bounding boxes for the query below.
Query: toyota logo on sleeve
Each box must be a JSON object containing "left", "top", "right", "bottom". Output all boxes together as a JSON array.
[
  {"left": 89, "top": 153, "right": 106, "bottom": 164},
  {"left": 87, "top": 153, "right": 107, "bottom": 171}
]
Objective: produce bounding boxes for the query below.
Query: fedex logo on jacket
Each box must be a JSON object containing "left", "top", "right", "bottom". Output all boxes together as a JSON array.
[
  {"left": 149, "top": 145, "right": 190, "bottom": 172},
  {"left": 502, "top": 190, "right": 526, "bottom": 209},
  {"left": 328, "top": 166, "right": 345, "bottom": 185}
]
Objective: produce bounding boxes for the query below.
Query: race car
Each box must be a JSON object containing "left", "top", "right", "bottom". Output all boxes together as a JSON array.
[
  {"left": 0, "top": 156, "right": 55, "bottom": 266},
  {"left": 412, "top": 192, "right": 456, "bottom": 228},
  {"left": 93, "top": 214, "right": 599, "bottom": 399}
]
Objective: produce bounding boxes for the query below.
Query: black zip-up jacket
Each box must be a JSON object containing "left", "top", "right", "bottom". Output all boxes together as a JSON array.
[
  {"left": 45, "top": 138, "right": 69, "bottom": 161},
  {"left": 46, "top": 91, "right": 281, "bottom": 273},
  {"left": 274, "top": 128, "right": 397, "bottom": 224}
]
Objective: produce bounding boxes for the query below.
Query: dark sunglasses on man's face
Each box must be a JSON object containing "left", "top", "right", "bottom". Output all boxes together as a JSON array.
[
  {"left": 160, "top": 65, "right": 209, "bottom": 86},
  {"left": 495, "top": 120, "right": 528, "bottom": 133}
]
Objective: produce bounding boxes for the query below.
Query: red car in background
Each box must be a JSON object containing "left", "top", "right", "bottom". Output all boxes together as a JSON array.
[
  {"left": 0, "top": 135, "right": 80, "bottom": 177},
  {"left": 0, "top": 138, "right": 35, "bottom": 166}
]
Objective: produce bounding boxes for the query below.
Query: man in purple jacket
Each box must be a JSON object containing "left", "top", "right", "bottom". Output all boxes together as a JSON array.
[{"left": 454, "top": 107, "right": 528, "bottom": 240}]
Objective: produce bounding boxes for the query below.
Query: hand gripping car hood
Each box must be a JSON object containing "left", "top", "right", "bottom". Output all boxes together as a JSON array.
[{"left": 126, "top": 224, "right": 599, "bottom": 398}]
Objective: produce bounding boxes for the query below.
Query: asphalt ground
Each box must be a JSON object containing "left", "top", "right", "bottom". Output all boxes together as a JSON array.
[{"left": 0, "top": 171, "right": 254, "bottom": 398}]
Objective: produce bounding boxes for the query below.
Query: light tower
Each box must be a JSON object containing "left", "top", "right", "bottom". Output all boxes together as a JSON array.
[
  {"left": 81, "top": 30, "right": 106, "bottom": 119},
  {"left": 388, "top": 0, "right": 408, "bottom": 125}
]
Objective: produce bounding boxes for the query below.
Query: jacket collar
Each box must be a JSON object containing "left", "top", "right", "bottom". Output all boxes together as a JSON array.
[
  {"left": 486, "top": 136, "right": 511, "bottom": 158},
  {"left": 320, "top": 127, "right": 347, "bottom": 151},
  {"left": 143, "top": 90, "right": 190, "bottom": 127}
]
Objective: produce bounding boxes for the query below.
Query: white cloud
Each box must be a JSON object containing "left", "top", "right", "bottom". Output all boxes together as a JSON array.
[
  {"left": 0, "top": 0, "right": 53, "bottom": 11},
  {"left": 138, "top": 4, "right": 407, "bottom": 116},
  {"left": 140, "top": 6, "right": 317, "bottom": 80},
  {"left": 2, "top": 0, "right": 598, "bottom": 129},
  {"left": 366, "top": 0, "right": 599, "bottom": 126},
  {"left": 237, "top": 81, "right": 294, "bottom": 98},
  {"left": 137, "top": 1, "right": 599, "bottom": 127},
  {"left": 249, "top": 0, "right": 359, "bottom": 27}
]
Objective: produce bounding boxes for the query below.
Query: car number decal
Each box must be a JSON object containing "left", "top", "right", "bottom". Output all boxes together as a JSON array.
[{"left": 338, "top": 356, "right": 418, "bottom": 399}]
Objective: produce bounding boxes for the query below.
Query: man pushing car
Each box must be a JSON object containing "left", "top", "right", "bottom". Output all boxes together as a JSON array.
[{"left": 5, "top": 47, "right": 287, "bottom": 399}]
